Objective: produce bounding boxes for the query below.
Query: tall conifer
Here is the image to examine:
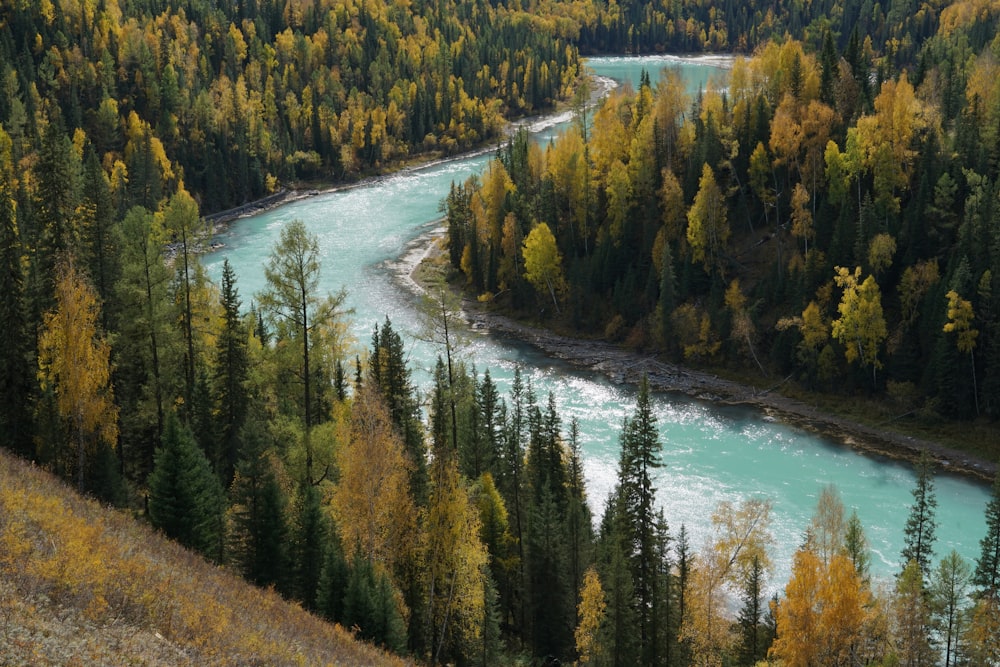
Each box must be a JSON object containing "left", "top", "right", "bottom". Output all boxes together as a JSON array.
[
  {"left": 901, "top": 450, "right": 938, "bottom": 576},
  {"left": 148, "top": 412, "right": 226, "bottom": 561},
  {"left": 974, "top": 466, "right": 1000, "bottom": 595}
]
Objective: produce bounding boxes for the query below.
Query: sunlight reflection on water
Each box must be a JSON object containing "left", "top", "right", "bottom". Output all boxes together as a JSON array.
[{"left": 204, "top": 56, "right": 991, "bottom": 589}]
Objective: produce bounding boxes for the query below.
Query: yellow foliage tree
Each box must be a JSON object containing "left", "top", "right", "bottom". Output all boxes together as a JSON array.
[
  {"left": 680, "top": 498, "right": 772, "bottom": 667},
  {"left": 964, "top": 594, "right": 1000, "bottom": 664},
  {"left": 771, "top": 548, "right": 870, "bottom": 666},
  {"left": 687, "top": 162, "right": 729, "bottom": 275},
  {"left": 424, "top": 455, "right": 489, "bottom": 664},
  {"left": 575, "top": 565, "right": 607, "bottom": 665},
  {"left": 522, "top": 222, "right": 565, "bottom": 312},
  {"left": 332, "top": 383, "right": 417, "bottom": 573},
  {"left": 831, "top": 266, "right": 887, "bottom": 387},
  {"left": 944, "top": 289, "right": 979, "bottom": 415},
  {"left": 789, "top": 182, "right": 813, "bottom": 257},
  {"left": 38, "top": 257, "right": 118, "bottom": 491}
]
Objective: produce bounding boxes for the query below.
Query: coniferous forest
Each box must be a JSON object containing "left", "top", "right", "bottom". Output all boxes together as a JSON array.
[{"left": 3, "top": 0, "right": 1000, "bottom": 665}]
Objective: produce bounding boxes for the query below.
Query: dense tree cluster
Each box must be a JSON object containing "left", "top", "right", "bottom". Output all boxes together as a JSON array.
[
  {"left": 447, "top": 29, "right": 1000, "bottom": 422},
  {"left": 3, "top": 0, "right": 1000, "bottom": 664},
  {"left": 0, "top": 0, "right": 580, "bottom": 213}
]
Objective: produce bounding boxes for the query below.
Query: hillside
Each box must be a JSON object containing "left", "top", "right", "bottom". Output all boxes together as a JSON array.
[{"left": 0, "top": 449, "right": 411, "bottom": 667}]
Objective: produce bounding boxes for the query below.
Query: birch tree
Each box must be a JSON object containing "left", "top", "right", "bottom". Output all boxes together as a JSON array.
[{"left": 38, "top": 257, "right": 119, "bottom": 491}]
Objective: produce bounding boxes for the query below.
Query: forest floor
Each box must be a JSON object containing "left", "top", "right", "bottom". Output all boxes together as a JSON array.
[{"left": 397, "top": 228, "right": 999, "bottom": 485}]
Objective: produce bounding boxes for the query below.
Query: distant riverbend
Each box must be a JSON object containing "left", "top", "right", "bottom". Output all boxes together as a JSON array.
[{"left": 206, "top": 55, "right": 991, "bottom": 587}]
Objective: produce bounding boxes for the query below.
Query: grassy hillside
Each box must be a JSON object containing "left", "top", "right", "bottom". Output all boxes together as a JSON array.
[{"left": 0, "top": 449, "right": 411, "bottom": 667}]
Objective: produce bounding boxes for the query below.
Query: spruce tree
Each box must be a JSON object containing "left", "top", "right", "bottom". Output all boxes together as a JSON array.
[
  {"left": 369, "top": 317, "right": 427, "bottom": 503},
  {"left": 974, "top": 465, "right": 1000, "bottom": 595},
  {"left": 290, "top": 479, "right": 328, "bottom": 608},
  {"left": 214, "top": 258, "right": 249, "bottom": 485},
  {"left": 901, "top": 449, "right": 938, "bottom": 576},
  {"left": 0, "top": 144, "right": 34, "bottom": 458},
  {"left": 527, "top": 486, "right": 572, "bottom": 658},
  {"left": 737, "top": 555, "right": 770, "bottom": 666},
  {"left": 477, "top": 370, "right": 504, "bottom": 481},
  {"left": 228, "top": 416, "right": 289, "bottom": 591},
  {"left": 343, "top": 549, "right": 407, "bottom": 652},
  {"left": 147, "top": 412, "right": 226, "bottom": 561},
  {"left": 616, "top": 375, "right": 663, "bottom": 664},
  {"left": 316, "top": 525, "right": 349, "bottom": 623},
  {"left": 597, "top": 495, "right": 640, "bottom": 666}
]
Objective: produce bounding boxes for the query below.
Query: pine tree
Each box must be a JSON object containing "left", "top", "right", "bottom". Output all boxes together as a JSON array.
[
  {"left": 565, "top": 417, "right": 595, "bottom": 633},
  {"left": 80, "top": 148, "right": 118, "bottom": 327},
  {"left": 597, "top": 498, "right": 640, "bottom": 667},
  {"left": 148, "top": 411, "right": 226, "bottom": 560},
  {"left": 32, "top": 111, "right": 81, "bottom": 316},
  {"left": 527, "top": 485, "right": 572, "bottom": 658},
  {"left": 901, "top": 450, "right": 938, "bottom": 576},
  {"left": 477, "top": 368, "right": 503, "bottom": 479},
  {"left": 974, "top": 466, "right": 1000, "bottom": 595}
]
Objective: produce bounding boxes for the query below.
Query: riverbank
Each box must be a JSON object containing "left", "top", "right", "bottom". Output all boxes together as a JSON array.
[
  {"left": 399, "top": 229, "right": 998, "bottom": 484},
  {"left": 201, "top": 71, "right": 620, "bottom": 236}
]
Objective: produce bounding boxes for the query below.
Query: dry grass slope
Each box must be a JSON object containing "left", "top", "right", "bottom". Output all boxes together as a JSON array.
[{"left": 0, "top": 450, "right": 412, "bottom": 667}]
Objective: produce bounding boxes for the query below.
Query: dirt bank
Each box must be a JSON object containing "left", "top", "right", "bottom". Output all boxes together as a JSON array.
[{"left": 399, "top": 231, "right": 997, "bottom": 484}]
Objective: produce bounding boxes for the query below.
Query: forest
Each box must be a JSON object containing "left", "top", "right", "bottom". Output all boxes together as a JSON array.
[{"left": 3, "top": 0, "right": 1000, "bottom": 665}]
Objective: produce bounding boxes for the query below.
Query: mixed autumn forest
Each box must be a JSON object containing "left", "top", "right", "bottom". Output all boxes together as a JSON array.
[{"left": 3, "top": 0, "right": 1000, "bottom": 665}]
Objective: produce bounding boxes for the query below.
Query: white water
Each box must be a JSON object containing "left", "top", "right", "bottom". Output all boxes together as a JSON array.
[{"left": 204, "top": 56, "right": 990, "bottom": 589}]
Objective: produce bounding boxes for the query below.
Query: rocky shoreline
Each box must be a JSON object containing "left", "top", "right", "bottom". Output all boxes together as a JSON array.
[
  {"left": 204, "top": 62, "right": 997, "bottom": 485},
  {"left": 396, "top": 230, "right": 998, "bottom": 484}
]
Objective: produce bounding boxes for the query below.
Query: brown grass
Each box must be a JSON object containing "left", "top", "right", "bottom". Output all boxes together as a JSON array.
[{"left": 0, "top": 450, "right": 413, "bottom": 667}]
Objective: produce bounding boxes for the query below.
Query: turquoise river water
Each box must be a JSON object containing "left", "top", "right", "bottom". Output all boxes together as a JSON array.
[{"left": 204, "top": 56, "right": 991, "bottom": 588}]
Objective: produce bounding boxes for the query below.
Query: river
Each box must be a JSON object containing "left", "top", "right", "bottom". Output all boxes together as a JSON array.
[{"left": 203, "top": 56, "right": 990, "bottom": 588}]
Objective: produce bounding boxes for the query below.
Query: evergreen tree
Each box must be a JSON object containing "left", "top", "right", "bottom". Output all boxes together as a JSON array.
[
  {"left": 565, "top": 417, "right": 595, "bottom": 633},
  {"left": 148, "top": 411, "right": 226, "bottom": 561},
  {"left": 343, "top": 549, "right": 408, "bottom": 653},
  {"left": 974, "top": 465, "right": 1000, "bottom": 595},
  {"left": 227, "top": 415, "right": 290, "bottom": 590},
  {"left": 290, "top": 479, "right": 328, "bottom": 609},
  {"left": 901, "top": 450, "right": 938, "bottom": 576},
  {"left": 0, "top": 134, "right": 33, "bottom": 458},
  {"left": 526, "top": 486, "right": 572, "bottom": 658},
  {"left": 502, "top": 367, "right": 528, "bottom": 633},
  {"left": 844, "top": 509, "right": 871, "bottom": 581},
  {"left": 895, "top": 559, "right": 936, "bottom": 665},
  {"left": 31, "top": 111, "right": 81, "bottom": 316},
  {"left": 597, "top": 496, "right": 640, "bottom": 667},
  {"left": 674, "top": 524, "right": 692, "bottom": 667},
  {"left": 930, "top": 550, "right": 972, "bottom": 667},
  {"left": 316, "top": 523, "right": 349, "bottom": 623},
  {"left": 213, "top": 258, "right": 249, "bottom": 484},
  {"left": 737, "top": 555, "right": 770, "bottom": 666},
  {"left": 369, "top": 317, "right": 427, "bottom": 503},
  {"left": 616, "top": 375, "right": 663, "bottom": 664},
  {"left": 80, "top": 148, "right": 118, "bottom": 327}
]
